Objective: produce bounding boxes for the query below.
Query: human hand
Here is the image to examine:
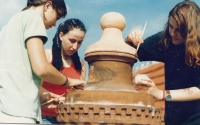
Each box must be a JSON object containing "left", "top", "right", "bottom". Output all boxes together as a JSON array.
[
  {"left": 126, "top": 29, "right": 144, "bottom": 47},
  {"left": 40, "top": 92, "right": 65, "bottom": 108},
  {"left": 66, "top": 77, "right": 86, "bottom": 90},
  {"left": 135, "top": 77, "right": 163, "bottom": 100}
]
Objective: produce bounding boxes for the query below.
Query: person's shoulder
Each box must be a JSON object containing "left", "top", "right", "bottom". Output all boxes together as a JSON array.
[
  {"left": 21, "top": 10, "right": 42, "bottom": 22},
  {"left": 146, "top": 31, "right": 163, "bottom": 40},
  {"left": 152, "top": 31, "right": 164, "bottom": 37},
  {"left": 22, "top": 10, "right": 39, "bottom": 16},
  {"left": 18, "top": 10, "right": 42, "bottom": 27},
  {"left": 80, "top": 58, "right": 86, "bottom": 65},
  {"left": 80, "top": 58, "right": 85, "bottom": 62},
  {"left": 22, "top": 10, "right": 47, "bottom": 43},
  {"left": 45, "top": 49, "right": 52, "bottom": 62},
  {"left": 45, "top": 49, "right": 52, "bottom": 53}
]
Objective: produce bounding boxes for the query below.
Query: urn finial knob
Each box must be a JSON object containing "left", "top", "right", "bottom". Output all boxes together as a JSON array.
[{"left": 100, "top": 12, "right": 126, "bottom": 31}]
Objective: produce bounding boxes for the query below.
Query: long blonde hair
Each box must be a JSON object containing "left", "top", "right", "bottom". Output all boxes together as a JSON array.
[{"left": 162, "top": 1, "right": 200, "bottom": 67}]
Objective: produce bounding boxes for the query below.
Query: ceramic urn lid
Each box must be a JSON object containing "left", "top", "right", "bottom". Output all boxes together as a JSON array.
[{"left": 85, "top": 12, "right": 137, "bottom": 59}]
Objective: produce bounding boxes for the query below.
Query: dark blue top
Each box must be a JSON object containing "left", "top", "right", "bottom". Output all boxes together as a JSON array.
[{"left": 137, "top": 31, "right": 200, "bottom": 125}]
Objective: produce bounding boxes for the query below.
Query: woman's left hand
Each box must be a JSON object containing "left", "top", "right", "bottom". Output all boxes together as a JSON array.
[{"left": 40, "top": 92, "right": 65, "bottom": 108}]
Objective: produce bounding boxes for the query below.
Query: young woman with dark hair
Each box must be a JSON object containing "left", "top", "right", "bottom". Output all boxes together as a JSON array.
[{"left": 39, "top": 18, "right": 87, "bottom": 124}]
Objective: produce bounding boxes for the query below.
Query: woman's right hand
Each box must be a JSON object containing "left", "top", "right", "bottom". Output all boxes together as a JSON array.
[
  {"left": 125, "top": 29, "right": 144, "bottom": 47},
  {"left": 136, "top": 77, "right": 163, "bottom": 100},
  {"left": 65, "top": 77, "right": 86, "bottom": 90}
]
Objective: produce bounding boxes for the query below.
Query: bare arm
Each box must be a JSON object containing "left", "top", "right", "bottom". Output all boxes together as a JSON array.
[
  {"left": 26, "top": 37, "right": 67, "bottom": 85},
  {"left": 170, "top": 87, "right": 200, "bottom": 101},
  {"left": 136, "top": 77, "right": 200, "bottom": 101}
]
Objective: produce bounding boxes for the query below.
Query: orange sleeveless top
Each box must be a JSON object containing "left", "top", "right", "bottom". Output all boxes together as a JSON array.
[{"left": 41, "top": 62, "right": 81, "bottom": 117}]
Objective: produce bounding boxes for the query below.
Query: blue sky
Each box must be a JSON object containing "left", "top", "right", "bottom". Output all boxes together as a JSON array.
[{"left": 1, "top": 0, "right": 200, "bottom": 71}]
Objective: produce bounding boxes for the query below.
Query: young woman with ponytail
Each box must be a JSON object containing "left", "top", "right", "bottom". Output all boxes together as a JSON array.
[{"left": 39, "top": 18, "right": 87, "bottom": 124}]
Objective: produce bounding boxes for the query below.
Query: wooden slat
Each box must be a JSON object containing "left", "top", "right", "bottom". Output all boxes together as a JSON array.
[
  {"left": 134, "top": 63, "right": 164, "bottom": 74},
  {"left": 151, "top": 76, "right": 165, "bottom": 85}
]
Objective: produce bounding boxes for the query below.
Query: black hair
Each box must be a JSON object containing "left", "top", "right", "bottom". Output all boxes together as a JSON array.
[{"left": 52, "top": 18, "right": 86, "bottom": 72}]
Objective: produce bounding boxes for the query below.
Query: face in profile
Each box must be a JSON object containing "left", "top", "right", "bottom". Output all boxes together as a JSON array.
[
  {"left": 60, "top": 28, "right": 86, "bottom": 56},
  {"left": 43, "top": 2, "right": 60, "bottom": 29},
  {"left": 168, "top": 16, "right": 185, "bottom": 45}
]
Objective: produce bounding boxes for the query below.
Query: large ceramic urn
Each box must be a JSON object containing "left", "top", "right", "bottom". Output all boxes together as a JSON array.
[{"left": 57, "top": 12, "right": 161, "bottom": 125}]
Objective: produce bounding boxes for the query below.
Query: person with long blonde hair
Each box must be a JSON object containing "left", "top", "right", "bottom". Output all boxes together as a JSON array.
[{"left": 126, "top": 1, "right": 200, "bottom": 125}]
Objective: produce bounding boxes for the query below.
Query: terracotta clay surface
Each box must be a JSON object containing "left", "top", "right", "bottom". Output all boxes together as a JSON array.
[
  {"left": 57, "top": 12, "right": 161, "bottom": 125},
  {"left": 85, "top": 12, "right": 136, "bottom": 59}
]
